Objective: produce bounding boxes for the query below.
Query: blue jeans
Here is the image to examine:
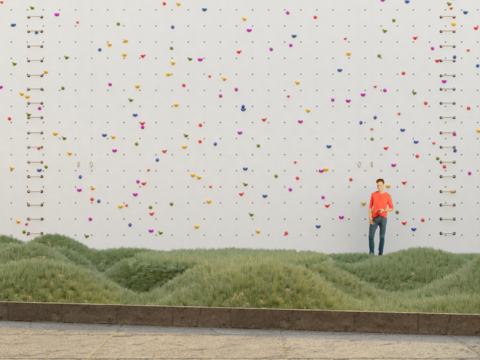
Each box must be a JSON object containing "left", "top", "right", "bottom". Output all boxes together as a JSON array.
[{"left": 369, "top": 216, "right": 387, "bottom": 255}]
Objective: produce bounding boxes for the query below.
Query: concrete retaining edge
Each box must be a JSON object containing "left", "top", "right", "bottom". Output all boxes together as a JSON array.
[{"left": 0, "top": 302, "right": 478, "bottom": 336}]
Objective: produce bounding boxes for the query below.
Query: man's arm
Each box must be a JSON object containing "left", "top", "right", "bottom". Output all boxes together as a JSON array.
[{"left": 369, "top": 194, "right": 373, "bottom": 219}]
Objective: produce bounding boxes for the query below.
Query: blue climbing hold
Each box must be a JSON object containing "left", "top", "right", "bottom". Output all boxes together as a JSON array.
[
  {"left": 405, "top": 0, "right": 410, "bottom": 3},
  {"left": 414, "top": 140, "right": 419, "bottom": 144},
  {"left": 412, "top": 228, "right": 417, "bottom": 231},
  {"left": 400, "top": 128, "right": 405, "bottom": 132},
  {"left": 37, "top": 169, "right": 42, "bottom": 172},
  {"left": 292, "top": 35, "right": 297, "bottom": 38},
  {"left": 453, "top": 148, "right": 457, "bottom": 153},
  {"left": 97, "top": 199, "right": 101, "bottom": 203},
  {"left": 241, "top": 104, "right": 246, "bottom": 108},
  {"left": 214, "top": 142, "right": 217, "bottom": 146},
  {"left": 463, "top": 11, "right": 468, "bottom": 14},
  {"left": 373, "top": 116, "right": 377, "bottom": 119},
  {"left": 133, "top": 114, "right": 138, "bottom": 117},
  {"left": 11, "top": 24, "right": 16, "bottom": 27},
  {"left": 155, "top": 158, "right": 159, "bottom": 162},
  {"left": 262, "top": 194, "right": 268, "bottom": 198},
  {"left": 35, "top": 31, "right": 39, "bottom": 34},
  {"left": 241, "top": 108, "right": 246, "bottom": 111},
  {"left": 316, "top": 225, "right": 321, "bottom": 228},
  {"left": 243, "top": 167, "right": 248, "bottom": 171},
  {"left": 128, "top": 223, "right": 132, "bottom": 227},
  {"left": 359, "top": 121, "right": 363, "bottom": 125},
  {"left": 79, "top": 175, "right": 83, "bottom": 179},
  {"left": 337, "top": 69, "right": 343, "bottom": 72},
  {"left": 453, "top": 55, "right": 457, "bottom": 59},
  {"left": 98, "top": 48, "right": 102, "bottom": 52},
  {"left": 326, "top": 145, "right": 332, "bottom": 148},
  {"left": 171, "top": 25, "right": 174, "bottom": 29},
  {"left": 202, "top": 8, "right": 207, "bottom": 11},
  {"left": 477, "top": 64, "right": 479, "bottom": 68},
  {"left": 102, "top": 133, "right": 107, "bottom": 137}
]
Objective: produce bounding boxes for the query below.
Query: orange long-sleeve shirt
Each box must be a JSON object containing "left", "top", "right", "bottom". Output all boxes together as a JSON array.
[{"left": 369, "top": 191, "right": 393, "bottom": 219}]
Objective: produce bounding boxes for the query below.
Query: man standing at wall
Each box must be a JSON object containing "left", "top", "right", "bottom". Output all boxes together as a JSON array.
[{"left": 368, "top": 179, "right": 393, "bottom": 255}]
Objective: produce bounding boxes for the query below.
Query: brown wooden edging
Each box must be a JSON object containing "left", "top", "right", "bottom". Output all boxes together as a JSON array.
[{"left": 0, "top": 302, "right": 478, "bottom": 336}]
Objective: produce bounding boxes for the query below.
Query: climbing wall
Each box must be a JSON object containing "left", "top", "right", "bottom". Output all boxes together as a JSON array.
[{"left": 1, "top": 0, "right": 479, "bottom": 253}]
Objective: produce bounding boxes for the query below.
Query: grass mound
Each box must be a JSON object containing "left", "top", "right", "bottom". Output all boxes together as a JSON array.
[{"left": 0, "top": 233, "right": 478, "bottom": 314}]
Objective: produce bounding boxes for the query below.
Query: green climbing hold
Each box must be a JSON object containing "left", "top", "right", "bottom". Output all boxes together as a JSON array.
[
  {"left": 392, "top": 19, "right": 396, "bottom": 22},
  {"left": 243, "top": 182, "right": 248, "bottom": 186},
  {"left": 84, "top": 234, "right": 89, "bottom": 238},
  {"left": 158, "top": 231, "right": 163, "bottom": 235},
  {"left": 183, "top": 134, "right": 189, "bottom": 138},
  {"left": 274, "top": 174, "right": 278, "bottom": 178},
  {"left": 116, "top": 22, "right": 120, "bottom": 26},
  {"left": 44, "top": 165, "right": 48, "bottom": 169},
  {"left": 436, "top": 157, "right": 440, "bottom": 160},
  {"left": 370, "top": 137, "right": 374, "bottom": 141},
  {"left": 395, "top": 210, "right": 399, "bottom": 214},
  {"left": 412, "top": 90, "right": 417, "bottom": 95},
  {"left": 249, "top": 213, "right": 254, "bottom": 217},
  {"left": 26, "top": 112, "right": 31, "bottom": 117},
  {"left": 447, "top": 2, "right": 452, "bottom": 5},
  {"left": 382, "top": 29, "right": 387, "bottom": 33},
  {"left": 30, "top": 6, "right": 35, "bottom": 10},
  {"left": 62, "top": 136, "right": 67, "bottom": 140},
  {"left": 64, "top": 55, "right": 69, "bottom": 59},
  {"left": 61, "top": 86, "right": 65, "bottom": 90},
  {"left": 187, "top": 57, "right": 192, "bottom": 61},
  {"left": 128, "top": 98, "right": 133, "bottom": 102},
  {"left": 377, "top": 54, "right": 381, "bottom": 58},
  {"left": 170, "top": 46, "right": 173, "bottom": 50},
  {"left": 256, "top": 144, "right": 260, "bottom": 148},
  {"left": 135, "top": 142, "right": 139, "bottom": 146},
  {"left": 12, "top": 62, "right": 17, "bottom": 66},
  {"left": 22, "top": 230, "right": 26, "bottom": 234},
  {"left": 170, "top": 202, "right": 174, "bottom": 206},
  {"left": 149, "top": 205, "right": 153, "bottom": 209}
]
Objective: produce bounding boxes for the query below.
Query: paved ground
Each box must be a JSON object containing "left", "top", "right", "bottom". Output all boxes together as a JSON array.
[{"left": 1, "top": 320, "right": 479, "bottom": 359}]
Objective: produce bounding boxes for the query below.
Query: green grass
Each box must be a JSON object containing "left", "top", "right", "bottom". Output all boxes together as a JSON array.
[{"left": 0, "top": 233, "right": 478, "bottom": 314}]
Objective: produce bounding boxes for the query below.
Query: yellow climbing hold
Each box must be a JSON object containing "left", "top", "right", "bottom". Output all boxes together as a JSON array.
[
  {"left": 305, "top": 109, "right": 310, "bottom": 113},
  {"left": 135, "top": 85, "right": 140, "bottom": 89},
  {"left": 182, "top": 145, "right": 187, "bottom": 149},
  {"left": 170, "top": 61, "right": 175, "bottom": 65},
  {"left": 346, "top": 52, "right": 351, "bottom": 56},
  {"left": 166, "top": 73, "right": 172, "bottom": 76},
  {"left": 242, "top": 17, "right": 247, "bottom": 21},
  {"left": 118, "top": 205, "right": 123, "bottom": 209},
  {"left": 476, "top": 129, "right": 480, "bottom": 133},
  {"left": 107, "top": 43, "right": 112, "bottom": 47},
  {"left": 451, "top": 23, "right": 456, "bottom": 26},
  {"left": 67, "top": 152, "right": 72, "bottom": 156},
  {"left": 43, "top": 70, "right": 48, "bottom": 74},
  {"left": 176, "top": 2, "right": 181, "bottom": 6},
  {"left": 122, "top": 53, "right": 127, "bottom": 57},
  {"left": 19, "top": 92, "right": 24, "bottom": 96},
  {"left": 111, "top": 135, "right": 116, "bottom": 139},
  {"left": 386, "top": 184, "right": 391, "bottom": 188},
  {"left": 361, "top": 202, "right": 366, "bottom": 206},
  {"left": 9, "top": 166, "right": 14, "bottom": 171},
  {"left": 53, "top": 132, "right": 58, "bottom": 136},
  {"left": 16, "top": 220, "right": 21, "bottom": 224},
  {"left": 206, "top": 200, "right": 212, "bottom": 204},
  {"left": 90, "top": 186, "right": 95, "bottom": 191},
  {"left": 295, "top": 81, "right": 300, "bottom": 85},
  {"left": 450, "top": 190, "right": 455, "bottom": 193},
  {"left": 222, "top": 77, "right": 227, "bottom": 81},
  {"left": 174, "top": 104, "right": 179, "bottom": 107},
  {"left": 194, "top": 225, "right": 199, "bottom": 229},
  {"left": 196, "top": 176, "right": 202, "bottom": 180},
  {"left": 123, "top": 39, "right": 128, "bottom": 43},
  {"left": 323, "top": 168, "right": 329, "bottom": 172},
  {"left": 190, "top": 173, "right": 196, "bottom": 177},
  {"left": 25, "top": 95, "right": 30, "bottom": 99},
  {"left": 255, "top": 230, "right": 260, "bottom": 234}
]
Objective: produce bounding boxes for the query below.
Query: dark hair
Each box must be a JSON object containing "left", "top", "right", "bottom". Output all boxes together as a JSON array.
[{"left": 376, "top": 178, "right": 385, "bottom": 185}]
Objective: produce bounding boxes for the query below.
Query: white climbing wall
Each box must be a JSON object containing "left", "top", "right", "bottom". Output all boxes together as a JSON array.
[{"left": 1, "top": 0, "right": 479, "bottom": 253}]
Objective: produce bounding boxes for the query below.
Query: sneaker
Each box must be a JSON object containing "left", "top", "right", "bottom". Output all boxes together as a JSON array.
[{"left": 378, "top": 254, "right": 383, "bottom": 256}]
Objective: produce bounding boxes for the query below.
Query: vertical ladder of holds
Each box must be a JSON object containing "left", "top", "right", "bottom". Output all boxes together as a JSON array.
[
  {"left": 438, "top": 13, "right": 456, "bottom": 237},
  {"left": 26, "top": 10, "right": 45, "bottom": 237}
]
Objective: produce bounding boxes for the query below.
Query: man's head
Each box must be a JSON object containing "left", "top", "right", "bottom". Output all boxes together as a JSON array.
[{"left": 376, "top": 178, "right": 385, "bottom": 192}]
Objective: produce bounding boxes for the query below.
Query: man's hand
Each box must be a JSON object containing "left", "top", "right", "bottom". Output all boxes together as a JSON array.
[{"left": 369, "top": 217, "right": 374, "bottom": 225}]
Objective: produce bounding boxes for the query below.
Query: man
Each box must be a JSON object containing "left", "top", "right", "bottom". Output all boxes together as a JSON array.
[{"left": 368, "top": 178, "right": 393, "bottom": 255}]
